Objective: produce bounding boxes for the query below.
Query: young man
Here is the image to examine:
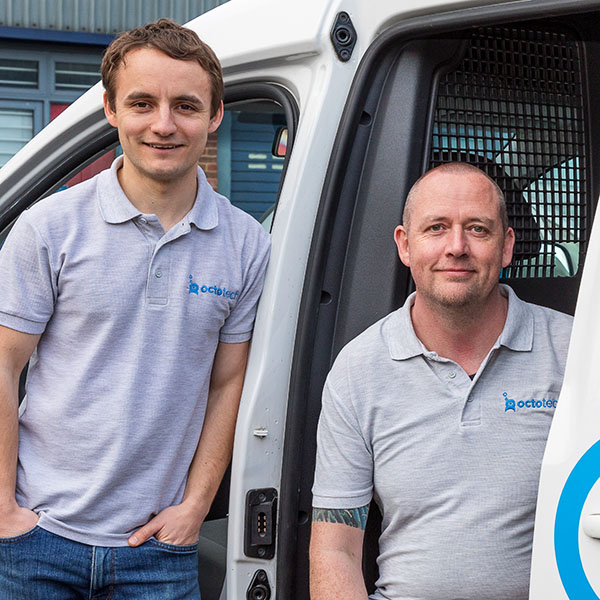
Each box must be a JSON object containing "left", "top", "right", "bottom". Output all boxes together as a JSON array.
[
  {"left": 0, "top": 19, "right": 270, "bottom": 599},
  {"left": 310, "top": 163, "right": 572, "bottom": 599}
]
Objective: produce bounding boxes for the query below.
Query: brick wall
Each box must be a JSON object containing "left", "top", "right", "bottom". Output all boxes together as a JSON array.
[{"left": 199, "top": 131, "right": 218, "bottom": 191}]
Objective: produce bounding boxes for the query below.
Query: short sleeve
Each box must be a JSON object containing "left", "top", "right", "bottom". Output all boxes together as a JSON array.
[
  {"left": 219, "top": 231, "right": 270, "bottom": 343},
  {"left": 312, "top": 371, "right": 374, "bottom": 509},
  {"left": 0, "top": 210, "right": 56, "bottom": 334}
]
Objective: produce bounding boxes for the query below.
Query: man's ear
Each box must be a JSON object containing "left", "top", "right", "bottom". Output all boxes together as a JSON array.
[
  {"left": 502, "top": 226, "right": 516, "bottom": 268},
  {"left": 103, "top": 92, "right": 117, "bottom": 128},
  {"left": 208, "top": 100, "right": 224, "bottom": 134},
  {"left": 394, "top": 225, "right": 411, "bottom": 268}
]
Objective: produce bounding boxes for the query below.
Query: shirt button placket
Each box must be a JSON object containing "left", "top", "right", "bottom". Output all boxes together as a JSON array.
[{"left": 147, "top": 242, "right": 171, "bottom": 306}]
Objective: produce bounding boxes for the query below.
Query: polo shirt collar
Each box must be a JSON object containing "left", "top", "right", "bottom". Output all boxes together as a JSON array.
[
  {"left": 386, "top": 293, "right": 427, "bottom": 361},
  {"left": 97, "top": 157, "right": 140, "bottom": 224},
  {"left": 386, "top": 283, "right": 533, "bottom": 361},
  {"left": 98, "top": 157, "right": 219, "bottom": 230},
  {"left": 496, "top": 283, "right": 534, "bottom": 352},
  {"left": 187, "top": 168, "right": 218, "bottom": 231}
]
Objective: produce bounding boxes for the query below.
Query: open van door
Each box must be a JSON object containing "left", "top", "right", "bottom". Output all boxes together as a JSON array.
[
  {"left": 264, "top": 1, "right": 600, "bottom": 598},
  {"left": 529, "top": 210, "right": 600, "bottom": 598}
]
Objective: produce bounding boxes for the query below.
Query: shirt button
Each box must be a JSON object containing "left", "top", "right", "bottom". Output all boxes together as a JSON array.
[
  {"left": 467, "top": 397, "right": 474, "bottom": 403},
  {"left": 155, "top": 269, "right": 162, "bottom": 278},
  {"left": 139, "top": 217, "right": 148, "bottom": 224},
  {"left": 448, "top": 371, "right": 456, "bottom": 379}
]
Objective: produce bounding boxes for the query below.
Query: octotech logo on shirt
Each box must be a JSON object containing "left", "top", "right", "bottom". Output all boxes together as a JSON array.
[
  {"left": 188, "top": 275, "right": 240, "bottom": 300},
  {"left": 503, "top": 391, "right": 557, "bottom": 413}
]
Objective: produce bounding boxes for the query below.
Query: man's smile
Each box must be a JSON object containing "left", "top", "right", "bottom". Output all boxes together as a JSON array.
[{"left": 144, "top": 142, "right": 183, "bottom": 149}]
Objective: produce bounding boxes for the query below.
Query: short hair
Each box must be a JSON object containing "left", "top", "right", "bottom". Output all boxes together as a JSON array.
[
  {"left": 101, "top": 18, "right": 224, "bottom": 118},
  {"left": 402, "top": 162, "right": 508, "bottom": 232}
]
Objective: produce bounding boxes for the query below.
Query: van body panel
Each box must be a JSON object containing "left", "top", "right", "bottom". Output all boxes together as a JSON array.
[
  {"left": 529, "top": 198, "right": 600, "bottom": 597},
  {"left": 0, "top": 1, "right": 599, "bottom": 598}
]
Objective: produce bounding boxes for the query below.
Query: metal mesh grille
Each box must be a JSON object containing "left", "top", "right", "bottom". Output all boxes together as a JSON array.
[{"left": 430, "top": 26, "right": 587, "bottom": 278}]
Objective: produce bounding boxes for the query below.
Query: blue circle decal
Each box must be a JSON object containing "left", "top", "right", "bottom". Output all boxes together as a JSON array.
[{"left": 555, "top": 439, "right": 600, "bottom": 599}]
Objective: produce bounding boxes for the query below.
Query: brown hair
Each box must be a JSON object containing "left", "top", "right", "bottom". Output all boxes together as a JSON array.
[{"left": 101, "top": 18, "right": 224, "bottom": 118}]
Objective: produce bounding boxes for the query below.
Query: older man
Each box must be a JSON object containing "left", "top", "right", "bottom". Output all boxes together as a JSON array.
[{"left": 310, "top": 163, "right": 572, "bottom": 599}]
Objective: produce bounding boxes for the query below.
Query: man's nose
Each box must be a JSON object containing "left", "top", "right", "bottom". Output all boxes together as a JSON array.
[
  {"left": 151, "top": 105, "right": 177, "bottom": 136},
  {"left": 445, "top": 226, "right": 468, "bottom": 256}
]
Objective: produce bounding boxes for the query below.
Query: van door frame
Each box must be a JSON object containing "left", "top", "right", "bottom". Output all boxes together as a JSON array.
[{"left": 277, "top": 1, "right": 600, "bottom": 597}]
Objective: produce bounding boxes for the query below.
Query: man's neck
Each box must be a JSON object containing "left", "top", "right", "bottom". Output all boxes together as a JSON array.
[
  {"left": 410, "top": 288, "right": 509, "bottom": 375},
  {"left": 116, "top": 162, "right": 198, "bottom": 232}
]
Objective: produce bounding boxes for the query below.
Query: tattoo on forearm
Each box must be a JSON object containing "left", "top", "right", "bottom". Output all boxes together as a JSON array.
[{"left": 312, "top": 505, "right": 369, "bottom": 530}]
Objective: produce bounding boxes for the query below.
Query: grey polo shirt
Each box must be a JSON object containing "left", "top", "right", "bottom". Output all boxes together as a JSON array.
[
  {"left": 312, "top": 286, "right": 572, "bottom": 600},
  {"left": 0, "top": 158, "right": 270, "bottom": 546}
]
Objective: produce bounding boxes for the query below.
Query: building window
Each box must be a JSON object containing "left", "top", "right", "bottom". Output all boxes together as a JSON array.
[
  {"left": 55, "top": 62, "right": 101, "bottom": 91},
  {"left": 0, "top": 108, "right": 34, "bottom": 167},
  {"left": 0, "top": 43, "right": 102, "bottom": 167},
  {"left": 0, "top": 58, "right": 38, "bottom": 87}
]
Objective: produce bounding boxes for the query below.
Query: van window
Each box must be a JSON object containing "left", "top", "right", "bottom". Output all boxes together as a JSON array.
[
  {"left": 219, "top": 101, "right": 287, "bottom": 223},
  {"left": 429, "top": 25, "right": 587, "bottom": 280}
]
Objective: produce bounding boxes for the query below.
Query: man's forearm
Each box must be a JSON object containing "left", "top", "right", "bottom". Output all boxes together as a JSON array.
[
  {"left": 0, "top": 369, "right": 20, "bottom": 507},
  {"left": 128, "top": 341, "right": 249, "bottom": 547},
  {"left": 0, "top": 327, "right": 40, "bottom": 517},
  {"left": 181, "top": 379, "right": 242, "bottom": 516},
  {"left": 0, "top": 374, "right": 39, "bottom": 537},
  {"left": 127, "top": 386, "right": 240, "bottom": 546},
  {"left": 182, "top": 340, "right": 249, "bottom": 518},
  {"left": 310, "top": 549, "right": 369, "bottom": 600}
]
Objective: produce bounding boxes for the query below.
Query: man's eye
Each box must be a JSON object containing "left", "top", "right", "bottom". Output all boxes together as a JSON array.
[
  {"left": 472, "top": 225, "right": 487, "bottom": 233},
  {"left": 430, "top": 224, "right": 443, "bottom": 232},
  {"left": 133, "top": 101, "right": 150, "bottom": 109}
]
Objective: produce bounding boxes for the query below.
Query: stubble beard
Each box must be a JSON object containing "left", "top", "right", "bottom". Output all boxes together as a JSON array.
[{"left": 422, "top": 278, "right": 495, "bottom": 325}]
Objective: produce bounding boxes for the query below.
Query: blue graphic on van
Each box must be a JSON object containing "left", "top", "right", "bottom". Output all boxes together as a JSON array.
[
  {"left": 188, "top": 274, "right": 239, "bottom": 299},
  {"left": 554, "top": 439, "right": 600, "bottom": 599}
]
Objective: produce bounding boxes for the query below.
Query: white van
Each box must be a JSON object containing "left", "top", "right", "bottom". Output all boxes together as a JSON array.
[{"left": 0, "top": 0, "right": 598, "bottom": 598}]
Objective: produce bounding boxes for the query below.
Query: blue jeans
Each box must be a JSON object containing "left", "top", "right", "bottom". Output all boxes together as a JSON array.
[{"left": 0, "top": 526, "right": 201, "bottom": 599}]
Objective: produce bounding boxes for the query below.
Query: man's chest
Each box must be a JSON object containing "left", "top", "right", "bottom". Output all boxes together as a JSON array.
[
  {"left": 361, "top": 367, "right": 560, "bottom": 509},
  {"left": 49, "top": 225, "right": 245, "bottom": 337}
]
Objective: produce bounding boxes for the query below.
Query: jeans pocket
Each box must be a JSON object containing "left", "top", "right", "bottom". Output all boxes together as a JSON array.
[
  {"left": 0, "top": 525, "right": 40, "bottom": 544},
  {"left": 148, "top": 537, "right": 198, "bottom": 554}
]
